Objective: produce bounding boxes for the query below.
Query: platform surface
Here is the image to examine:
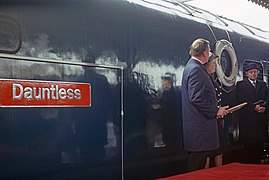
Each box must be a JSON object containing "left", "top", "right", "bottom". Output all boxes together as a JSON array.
[{"left": 159, "top": 162, "right": 269, "bottom": 180}]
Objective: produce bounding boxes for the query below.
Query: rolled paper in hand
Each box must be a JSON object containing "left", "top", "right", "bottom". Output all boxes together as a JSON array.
[{"left": 227, "top": 102, "right": 248, "bottom": 113}]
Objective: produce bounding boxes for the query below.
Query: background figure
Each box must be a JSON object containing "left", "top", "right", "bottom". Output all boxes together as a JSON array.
[
  {"left": 74, "top": 55, "right": 113, "bottom": 162},
  {"left": 181, "top": 38, "right": 228, "bottom": 172},
  {"left": 152, "top": 73, "right": 180, "bottom": 151},
  {"left": 23, "top": 108, "right": 63, "bottom": 164},
  {"left": 236, "top": 62, "right": 269, "bottom": 164},
  {"left": 204, "top": 53, "right": 224, "bottom": 168}
]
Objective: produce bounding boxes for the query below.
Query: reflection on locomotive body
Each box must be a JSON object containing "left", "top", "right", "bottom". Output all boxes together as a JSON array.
[
  {"left": 0, "top": 0, "right": 269, "bottom": 179},
  {"left": 74, "top": 68, "right": 113, "bottom": 162},
  {"left": 24, "top": 108, "right": 62, "bottom": 164},
  {"left": 150, "top": 72, "right": 181, "bottom": 151}
]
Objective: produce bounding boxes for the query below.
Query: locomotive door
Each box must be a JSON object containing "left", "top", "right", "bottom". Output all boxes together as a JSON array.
[{"left": 0, "top": 54, "right": 124, "bottom": 179}]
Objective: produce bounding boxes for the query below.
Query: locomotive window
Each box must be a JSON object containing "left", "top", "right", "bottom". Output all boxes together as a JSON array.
[
  {"left": 220, "top": 50, "right": 233, "bottom": 78},
  {"left": 0, "top": 16, "right": 21, "bottom": 54}
]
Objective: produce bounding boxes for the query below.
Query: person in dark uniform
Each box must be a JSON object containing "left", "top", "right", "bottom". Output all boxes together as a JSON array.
[
  {"left": 236, "top": 62, "right": 269, "bottom": 164},
  {"left": 204, "top": 53, "right": 225, "bottom": 168}
]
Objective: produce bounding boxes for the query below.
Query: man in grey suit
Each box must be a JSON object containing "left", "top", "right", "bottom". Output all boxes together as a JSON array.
[{"left": 181, "top": 38, "right": 229, "bottom": 172}]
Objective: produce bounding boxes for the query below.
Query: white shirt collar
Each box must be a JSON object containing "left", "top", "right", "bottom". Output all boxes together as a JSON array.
[
  {"left": 192, "top": 56, "right": 204, "bottom": 64},
  {"left": 248, "top": 78, "right": 256, "bottom": 83}
]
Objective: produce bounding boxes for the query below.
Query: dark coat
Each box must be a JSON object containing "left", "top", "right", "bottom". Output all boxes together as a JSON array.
[
  {"left": 181, "top": 58, "right": 219, "bottom": 152},
  {"left": 236, "top": 78, "right": 269, "bottom": 144},
  {"left": 159, "top": 87, "right": 180, "bottom": 148}
]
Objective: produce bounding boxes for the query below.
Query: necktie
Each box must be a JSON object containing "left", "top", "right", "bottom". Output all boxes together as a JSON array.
[{"left": 253, "top": 81, "right": 256, "bottom": 87}]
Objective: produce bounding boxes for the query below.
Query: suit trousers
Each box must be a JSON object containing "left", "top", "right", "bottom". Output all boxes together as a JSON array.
[{"left": 188, "top": 151, "right": 213, "bottom": 172}]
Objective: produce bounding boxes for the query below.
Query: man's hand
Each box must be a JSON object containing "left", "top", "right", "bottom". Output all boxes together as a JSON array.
[{"left": 255, "top": 104, "right": 266, "bottom": 113}]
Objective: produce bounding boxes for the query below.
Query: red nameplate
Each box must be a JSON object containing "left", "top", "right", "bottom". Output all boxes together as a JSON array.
[{"left": 0, "top": 79, "right": 91, "bottom": 107}]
